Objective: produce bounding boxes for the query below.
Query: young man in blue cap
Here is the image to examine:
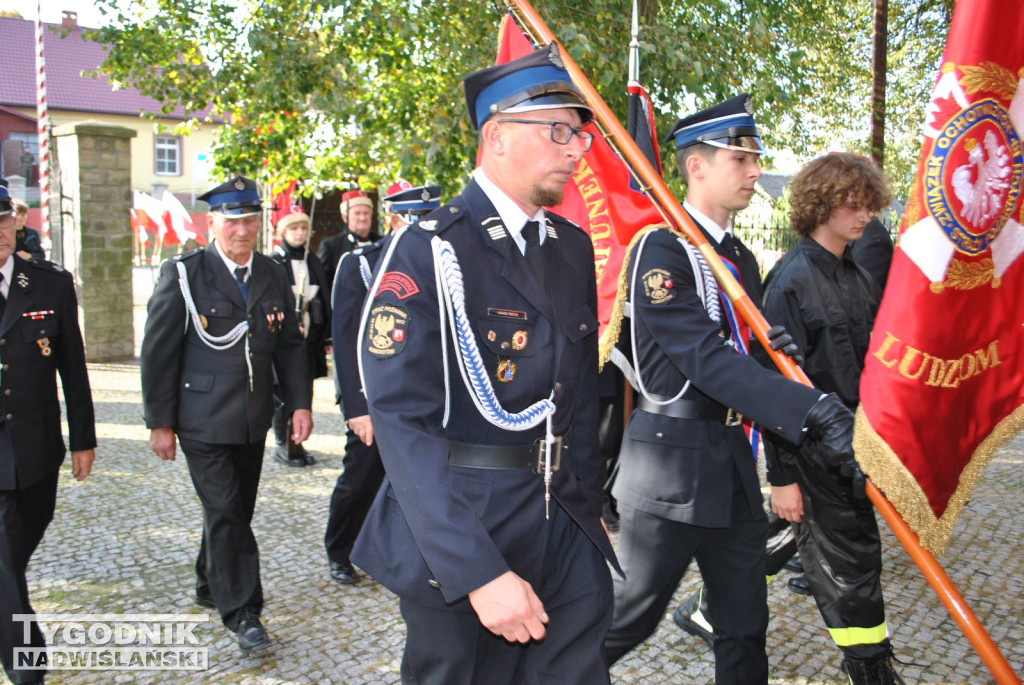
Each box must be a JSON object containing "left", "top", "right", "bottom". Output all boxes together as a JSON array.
[
  {"left": 0, "top": 178, "right": 95, "bottom": 685},
  {"left": 140, "top": 176, "right": 312, "bottom": 654},
  {"left": 601, "top": 95, "right": 860, "bottom": 684},
  {"left": 323, "top": 180, "right": 441, "bottom": 586},
  {"left": 352, "top": 44, "right": 620, "bottom": 684}
]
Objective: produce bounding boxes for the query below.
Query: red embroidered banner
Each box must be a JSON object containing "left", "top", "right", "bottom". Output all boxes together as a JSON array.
[{"left": 854, "top": 0, "right": 1024, "bottom": 555}]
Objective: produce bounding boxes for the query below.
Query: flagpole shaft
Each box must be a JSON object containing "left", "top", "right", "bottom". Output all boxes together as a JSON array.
[
  {"left": 867, "top": 481, "right": 1021, "bottom": 683},
  {"left": 506, "top": 0, "right": 1021, "bottom": 681},
  {"left": 505, "top": 0, "right": 805, "bottom": 383}
]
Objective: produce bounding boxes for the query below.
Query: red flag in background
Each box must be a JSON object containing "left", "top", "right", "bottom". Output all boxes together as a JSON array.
[
  {"left": 271, "top": 180, "right": 298, "bottom": 227},
  {"left": 490, "top": 14, "right": 664, "bottom": 328},
  {"left": 854, "top": 0, "right": 1024, "bottom": 555},
  {"left": 133, "top": 191, "right": 177, "bottom": 246}
]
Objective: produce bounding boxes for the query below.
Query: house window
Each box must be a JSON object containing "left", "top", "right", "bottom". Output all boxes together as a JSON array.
[{"left": 154, "top": 135, "right": 181, "bottom": 176}]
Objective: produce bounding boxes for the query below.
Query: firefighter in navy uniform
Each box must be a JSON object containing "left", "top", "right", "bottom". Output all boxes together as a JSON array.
[
  {"left": 141, "top": 176, "right": 312, "bottom": 654},
  {"left": 601, "top": 95, "right": 860, "bottom": 685},
  {"left": 0, "top": 177, "right": 95, "bottom": 685},
  {"left": 351, "top": 45, "right": 620, "bottom": 684},
  {"left": 324, "top": 180, "right": 441, "bottom": 585}
]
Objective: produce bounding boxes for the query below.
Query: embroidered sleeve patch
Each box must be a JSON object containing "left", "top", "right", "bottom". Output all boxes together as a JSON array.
[
  {"left": 642, "top": 268, "right": 676, "bottom": 304},
  {"left": 378, "top": 271, "right": 420, "bottom": 300},
  {"left": 367, "top": 304, "right": 410, "bottom": 357}
]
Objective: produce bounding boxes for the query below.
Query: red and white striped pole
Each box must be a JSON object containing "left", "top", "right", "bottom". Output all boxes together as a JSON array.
[{"left": 34, "top": 1, "right": 50, "bottom": 241}]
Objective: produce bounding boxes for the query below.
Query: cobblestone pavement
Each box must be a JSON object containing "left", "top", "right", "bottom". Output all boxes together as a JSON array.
[{"left": 31, "top": 360, "right": 1024, "bottom": 684}]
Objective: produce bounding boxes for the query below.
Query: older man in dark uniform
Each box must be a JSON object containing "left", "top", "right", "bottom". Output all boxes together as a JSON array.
[
  {"left": 0, "top": 177, "right": 95, "bottom": 685},
  {"left": 316, "top": 189, "right": 380, "bottom": 291},
  {"left": 601, "top": 95, "right": 859, "bottom": 684},
  {"left": 140, "top": 176, "right": 312, "bottom": 654},
  {"left": 352, "top": 45, "right": 620, "bottom": 684},
  {"left": 324, "top": 181, "right": 441, "bottom": 585}
]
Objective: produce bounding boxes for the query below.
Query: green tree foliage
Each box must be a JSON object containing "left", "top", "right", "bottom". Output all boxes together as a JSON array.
[{"left": 90, "top": 0, "right": 951, "bottom": 199}]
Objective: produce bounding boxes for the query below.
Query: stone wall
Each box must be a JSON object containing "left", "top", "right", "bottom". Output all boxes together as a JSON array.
[{"left": 52, "top": 121, "right": 137, "bottom": 361}]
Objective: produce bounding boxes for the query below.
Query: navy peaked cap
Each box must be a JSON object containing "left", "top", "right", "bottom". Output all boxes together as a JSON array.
[
  {"left": 198, "top": 176, "right": 262, "bottom": 216},
  {"left": 463, "top": 43, "right": 592, "bottom": 130},
  {"left": 667, "top": 93, "right": 765, "bottom": 154}
]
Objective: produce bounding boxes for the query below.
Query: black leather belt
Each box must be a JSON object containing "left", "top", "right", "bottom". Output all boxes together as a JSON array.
[
  {"left": 638, "top": 396, "right": 742, "bottom": 426},
  {"left": 448, "top": 434, "right": 568, "bottom": 474}
]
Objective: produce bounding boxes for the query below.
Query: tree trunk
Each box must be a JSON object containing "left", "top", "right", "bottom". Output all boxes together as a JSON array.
[{"left": 871, "top": 0, "right": 888, "bottom": 168}]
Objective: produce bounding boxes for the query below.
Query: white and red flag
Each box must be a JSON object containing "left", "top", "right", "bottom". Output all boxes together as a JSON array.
[
  {"left": 854, "top": 0, "right": 1024, "bottom": 555},
  {"left": 161, "top": 190, "right": 206, "bottom": 245}
]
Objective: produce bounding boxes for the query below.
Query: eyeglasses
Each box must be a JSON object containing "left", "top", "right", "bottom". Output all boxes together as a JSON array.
[
  {"left": 0, "top": 215, "right": 14, "bottom": 229},
  {"left": 496, "top": 119, "right": 594, "bottom": 152}
]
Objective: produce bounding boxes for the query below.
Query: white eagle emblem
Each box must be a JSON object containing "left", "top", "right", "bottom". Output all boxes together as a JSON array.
[{"left": 951, "top": 130, "right": 1012, "bottom": 229}]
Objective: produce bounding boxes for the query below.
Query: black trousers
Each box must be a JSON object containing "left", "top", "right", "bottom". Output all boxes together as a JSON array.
[
  {"left": 323, "top": 428, "right": 384, "bottom": 565},
  {"left": 795, "top": 456, "right": 889, "bottom": 661},
  {"left": 179, "top": 437, "right": 265, "bottom": 632},
  {"left": 398, "top": 501, "right": 613, "bottom": 685},
  {"left": 0, "top": 471, "right": 58, "bottom": 684},
  {"left": 605, "top": 492, "right": 769, "bottom": 685}
]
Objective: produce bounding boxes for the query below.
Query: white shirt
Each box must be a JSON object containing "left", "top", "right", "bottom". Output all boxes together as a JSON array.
[
  {"left": 684, "top": 200, "right": 733, "bottom": 245},
  {"left": 211, "top": 240, "right": 253, "bottom": 282},
  {"left": 473, "top": 167, "right": 547, "bottom": 256},
  {"left": 0, "top": 257, "right": 12, "bottom": 298}
]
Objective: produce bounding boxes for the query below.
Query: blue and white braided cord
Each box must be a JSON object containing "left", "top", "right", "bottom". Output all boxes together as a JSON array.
[
  {"left": 358, "top": 255, "right": 372, "bottom": 290},
  {"left": 431, "top": 237, "right": 554, "bottom": 431},
  {"left": 692, "top": 248, "right": 721, "bottom": 325}
]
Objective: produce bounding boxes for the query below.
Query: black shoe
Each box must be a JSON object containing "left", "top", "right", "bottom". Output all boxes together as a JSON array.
[
  {"left": 330, "top": 561, "right": 361, "bottom": 585},
  {"left": 841, "top": 652, "right": 906, "bottom": 685},
  {"left": 236, "top": 615, "right": 269, "bottom": 654},
  {"left": 273, "top": 445, "right": 305, "bottom": 468},
  {"left": 303, "top": 450, "right": 316, "bottom": 466},
  {"left": 671, "top": 591, "right": 714, "bottom": 649},
  {"left": 194, "top": 589, "right": 216, "bottom": 609},
  {"left": 783, "top": 554, "right": 804, "bottom": 573},
  {"left": 787, "top": 574, "right": 812, "bottom": 596}
]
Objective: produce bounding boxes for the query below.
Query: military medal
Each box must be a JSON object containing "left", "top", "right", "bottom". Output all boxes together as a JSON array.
[
  {"left": 511, "top": 330, "right": 528, "bottom": 350},
  {"left": 37, "top": 338, "right": 52, "bottom": 357},
  {"left": 267, "top": 314, "right": 276, "bottom": 333},
  {"left": 496, "top": 359, "right": 516, "bottom": 383},
  {"left": 487, "top": 330, "right": 496, "bottom": 342},
  {"left": 199, "top": 314, "right": 209, "bottom": 330}
]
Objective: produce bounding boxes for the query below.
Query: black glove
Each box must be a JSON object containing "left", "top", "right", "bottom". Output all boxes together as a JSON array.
[
  {"left": 766, "top": 324, "right": 804, "bottom": 366},
  {"left": 801, "top": 393, "right": 865, "bottom": 500}
]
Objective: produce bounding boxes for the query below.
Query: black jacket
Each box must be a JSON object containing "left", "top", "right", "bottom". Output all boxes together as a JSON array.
[
  {"left": 761, "top": 236, "right": 880, "bottom": 484},
  {"left": 0, "top": 256, "right": 95, "bottom": 489}
]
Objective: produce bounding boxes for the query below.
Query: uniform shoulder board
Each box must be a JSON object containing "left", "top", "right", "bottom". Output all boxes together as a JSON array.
[
  {"left": 28, "top": 259, "right": 72, "bottom": 277},
  {"left": 411, "top": 203, "right": 461, "bottom": 235},
  {"left": 171, "top": 248, "right": 204, "bottom": 262}
]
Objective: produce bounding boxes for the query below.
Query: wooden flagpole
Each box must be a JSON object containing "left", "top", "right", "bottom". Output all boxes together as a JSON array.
[{"left": 504, "top": 0, "right": 1020, "bottom": 681}]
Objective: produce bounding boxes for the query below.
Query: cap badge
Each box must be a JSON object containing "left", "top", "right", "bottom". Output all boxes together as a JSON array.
[
  {"left": 744, "top": 97, "right": 754, "bottom": 116},
  {"left": 548, "top": 43, "right": 565, "bottom": 69},
  {"left": 234, "top": 179, "right": 246, "bottom": 191},
  {"left": 421, "top": 189, "right": 431, "bottom": 201}
]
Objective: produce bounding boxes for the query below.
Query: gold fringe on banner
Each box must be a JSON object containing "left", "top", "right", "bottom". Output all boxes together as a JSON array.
[
  {"left": 854, "top": 403, "right": 1024, "bottom": 556},
  {"left": 598, "top": 224, "right": 677, "bottom": 371}
]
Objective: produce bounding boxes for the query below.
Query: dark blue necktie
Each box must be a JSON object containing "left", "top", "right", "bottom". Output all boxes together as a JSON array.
[
  {"left": 234, "top": 266, "right": 249, "bottom": 304},
  {"left": 523, "top": 221, "right": 545, "bottom": 287}
]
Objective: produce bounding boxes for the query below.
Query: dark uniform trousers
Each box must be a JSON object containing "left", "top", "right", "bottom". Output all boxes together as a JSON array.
[
  {"left": 324, "top": 432, "right": 384, "bottom": 566},
  {"left": 0, "top": 471, "right": 58, "bottom": 684},
  {"left": 182, "top": 438, "right": 265, "bottom": 630}
]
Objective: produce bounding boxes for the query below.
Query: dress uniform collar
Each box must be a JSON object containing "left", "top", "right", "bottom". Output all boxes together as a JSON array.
[
  {"left": 472, "top": 167, "right": 548, "bottom": 255},
  {"left": 683, "top": 200, "right": 733, "bottom": 245},
  {"left": 211, "top": 239, "right": 254, "bottom": 282}
]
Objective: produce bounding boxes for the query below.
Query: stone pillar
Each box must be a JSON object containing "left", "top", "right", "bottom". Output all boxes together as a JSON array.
[{"left": 51, "top": 121, "right": 137, "bottom": 361}]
